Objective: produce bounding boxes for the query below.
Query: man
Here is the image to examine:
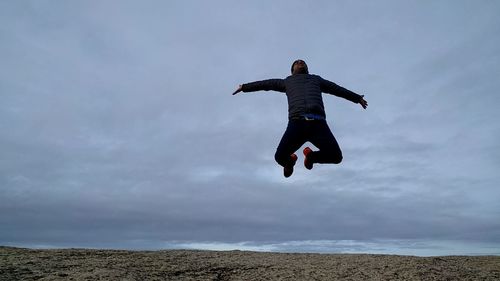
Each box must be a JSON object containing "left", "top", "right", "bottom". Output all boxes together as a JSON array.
[{"left": 233, "top": 59, "right": 368, "bottom": 178}]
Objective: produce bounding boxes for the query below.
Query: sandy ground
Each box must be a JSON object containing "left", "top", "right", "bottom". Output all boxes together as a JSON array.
[{"left": 1, "top": 246, "right": 499, "bottom": 281}]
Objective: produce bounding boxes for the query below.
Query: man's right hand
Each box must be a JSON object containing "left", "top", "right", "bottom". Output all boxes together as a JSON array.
[{"left": 232, "top": 85, "right": 242, "bottom": 95}]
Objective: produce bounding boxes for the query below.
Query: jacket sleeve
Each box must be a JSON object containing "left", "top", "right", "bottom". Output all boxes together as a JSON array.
[
  {"left": 320, "top": 77, "right": 361, "bottom": 103},
  {"left": 241, "top": 79, "right": 286, "bottom": 93}
]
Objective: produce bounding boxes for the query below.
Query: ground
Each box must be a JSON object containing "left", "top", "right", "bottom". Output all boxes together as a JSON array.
[{"left": 1, "top": 246, "right": 499, "bottom": 280}]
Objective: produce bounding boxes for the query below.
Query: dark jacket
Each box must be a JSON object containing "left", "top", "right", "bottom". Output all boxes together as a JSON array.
[{"left": 242, "top": 74, "right": 361, "bottom": 120}]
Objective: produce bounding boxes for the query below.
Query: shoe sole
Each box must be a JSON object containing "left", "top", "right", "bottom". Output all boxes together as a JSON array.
[{"left": 303, "top": 147, "right": 313, "bottom": 170}]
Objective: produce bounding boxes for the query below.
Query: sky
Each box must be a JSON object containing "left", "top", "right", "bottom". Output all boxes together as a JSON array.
[{"left": 1, "top": 1, "right": 499, "bottom": 256}]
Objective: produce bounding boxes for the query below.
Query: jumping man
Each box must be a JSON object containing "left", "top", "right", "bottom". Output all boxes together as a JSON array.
[{"left": 232, "top": 59, "right": 368, "bottom": 178}]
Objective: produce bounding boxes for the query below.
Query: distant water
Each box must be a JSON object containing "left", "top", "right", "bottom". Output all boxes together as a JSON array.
[
  {"left": 166, "top": 240, "right": 500, "bottom": 256},
  {"left": 6, "top": 239, "right": 500, "bottom": 256}
]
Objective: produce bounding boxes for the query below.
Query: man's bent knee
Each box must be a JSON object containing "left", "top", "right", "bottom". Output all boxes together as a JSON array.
[
  {"left": 327, "top": 151, "right": 343, "bottom": 164},
  {"left": 274, "top": 151, "right": 287, "bottom": 167},
  {"left": 332, "top": 154, "right": 343, "bottom": 164}
]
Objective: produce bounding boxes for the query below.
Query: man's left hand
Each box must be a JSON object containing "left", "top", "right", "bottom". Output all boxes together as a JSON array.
[{"left": 359, "top": 95, "right": 368, "bottom": 109}]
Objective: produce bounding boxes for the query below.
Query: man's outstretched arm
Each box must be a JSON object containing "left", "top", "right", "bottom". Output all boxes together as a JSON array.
[
  {"left": 321, "top": 77, "right": 368, "bottom": 109},
  {"left": 232, "top": 79, "right": 286, "bottom": 95}
]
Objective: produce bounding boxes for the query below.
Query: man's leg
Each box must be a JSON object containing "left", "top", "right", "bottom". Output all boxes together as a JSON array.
[
  {"left": 275, "top": 121, "right": 306, "bottom": 169},
  {"left": 307, "top": 120, "right": 343, "bottom": 165}
]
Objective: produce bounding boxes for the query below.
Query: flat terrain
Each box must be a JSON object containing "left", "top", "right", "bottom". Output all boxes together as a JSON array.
[{"left": 1, "top": 246, "right": 499, "bottom": 280}]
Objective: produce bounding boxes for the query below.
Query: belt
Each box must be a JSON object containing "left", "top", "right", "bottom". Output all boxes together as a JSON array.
[{"left": 292, "top": 114, "right": 325, "bottom": 121}]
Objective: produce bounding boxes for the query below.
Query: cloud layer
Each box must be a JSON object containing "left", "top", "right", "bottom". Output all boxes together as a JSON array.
[{"left": 1, "top": 1, "right": 499, "bottom": 254}]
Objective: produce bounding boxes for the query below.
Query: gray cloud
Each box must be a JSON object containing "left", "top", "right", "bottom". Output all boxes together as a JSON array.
[{"left": 1, "top": 1, "right": 499, "bottom": 254}]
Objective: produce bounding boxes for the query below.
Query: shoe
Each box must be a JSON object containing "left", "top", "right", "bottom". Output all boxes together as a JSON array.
[
  {"left": 303, "top": 147, "right": 313, "bottom": 170},
  {"left": 283, "top": 154, "right": 298, "bottom": 178}
]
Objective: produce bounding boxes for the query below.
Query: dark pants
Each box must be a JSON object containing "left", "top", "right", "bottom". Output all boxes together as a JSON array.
[{"left": 274, "top": 119, "right": 343, "bottom": 167}]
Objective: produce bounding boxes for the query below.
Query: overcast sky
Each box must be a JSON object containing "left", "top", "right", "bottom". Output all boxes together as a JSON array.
[{"left": 1, "top": 1, "right": 499, "bottom": 255}]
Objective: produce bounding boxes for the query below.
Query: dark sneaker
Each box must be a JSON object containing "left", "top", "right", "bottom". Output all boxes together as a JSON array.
[
  {"left": 283, "top": 154, "right": 298, "bottom": 178},
  {"left": 303, "top": 147, "right": 313, "bottom": 170}
]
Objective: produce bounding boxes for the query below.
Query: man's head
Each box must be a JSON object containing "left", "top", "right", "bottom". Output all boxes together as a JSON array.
[{"left": 291, "top": 59, "right": 309, "bottom": 74}]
